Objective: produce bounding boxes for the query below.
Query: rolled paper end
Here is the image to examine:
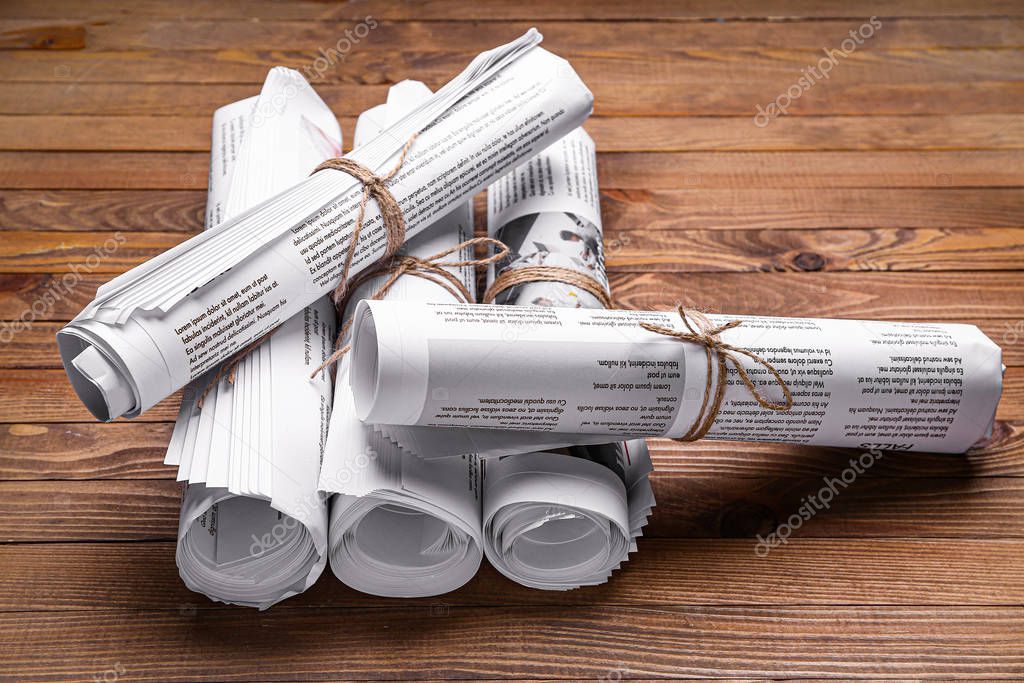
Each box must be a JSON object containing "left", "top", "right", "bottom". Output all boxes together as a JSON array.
[
  {"left": 349, "top": 305, "right": 380, "bottom": 422},
  {"left": 66, "top": 345, "right": 135, "bottom": 422}
]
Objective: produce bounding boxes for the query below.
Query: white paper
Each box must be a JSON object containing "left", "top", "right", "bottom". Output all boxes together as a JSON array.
[
  {"left": 173, "top": 68, "right": 338, "bottom": 609},
  {"left": 57, "top": 31, "right": 594, "bottom": 423}
]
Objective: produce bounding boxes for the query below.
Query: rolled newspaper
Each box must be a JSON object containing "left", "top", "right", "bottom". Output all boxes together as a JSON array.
[
  {"left": 319, "top": 81, "right": 484, "bottom": 597},
  {"left": 483, "top": 439, "right": 654, "bottom": 590},
  {"left": 351, "top": 302, "right": 1003, "bottom": 454},
  {"left": 57, "top": 29, "right": 594, "bottom": 421},
  {"left": 173, "top": 69, "right": 337, "bottom": 609}
]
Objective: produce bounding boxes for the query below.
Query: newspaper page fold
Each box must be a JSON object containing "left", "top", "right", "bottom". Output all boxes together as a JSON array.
[{"left": 174, "top": 69, "right": 337, "bottom": 609}]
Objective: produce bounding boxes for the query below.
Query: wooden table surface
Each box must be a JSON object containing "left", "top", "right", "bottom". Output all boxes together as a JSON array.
[{"left": 1, "top": 0, "right": 1024, "bottom": 680}]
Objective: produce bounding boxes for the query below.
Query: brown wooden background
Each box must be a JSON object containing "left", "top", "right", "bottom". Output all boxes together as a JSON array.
[{"left": 1, "top": 0, "right": 1023, "bottom": 680}]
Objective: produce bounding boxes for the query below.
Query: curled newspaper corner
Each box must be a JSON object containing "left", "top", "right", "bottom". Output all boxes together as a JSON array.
[
  {"left": 319, "top": 81, "right": 484, "bottom": 597},
  {"left": 172, "top": 68, "right": 337, "bottom": 609},
  {"left": 57, "top": 29, "right": 594, "bottom": 422}
]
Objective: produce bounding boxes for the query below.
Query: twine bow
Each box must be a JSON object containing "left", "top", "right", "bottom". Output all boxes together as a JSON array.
[
  {"left": 640, "top": 306, "right": 793, "bottom": 441},
  {"left": 197, "top": 134, "right": 419, "bottom": 408},
  {"left": 310, "top": 237, "right": 511, "bottom": 377}
]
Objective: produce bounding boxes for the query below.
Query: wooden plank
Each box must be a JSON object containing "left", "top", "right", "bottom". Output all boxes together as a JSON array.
[
  {"left": 5, "top": 318, "right": 1023, "bottom": 371},
  {"left": 73, "top": 18, "right": 1024, "bottom": 52},
  {"left": 3, "top": 271, "right": 1022, "bottom": 323},
  {"left": 0, "top": 422, "right": 173, "bottom": 479},
  {"left": 647, "top": 474, "right": 1024, "bottom": 538},
  {"left": 0, "top": 230, "right": 185, "bottom": 273},
  {"left": 586, "top": 114, "right": 1024, "bottom": 152},
  {"left": 0, "top": 539, "right": 1021, "bottom": 611},
  {"left": 0, "top": 605, "right": 1021, "bottom": 680},
  {"left": 1, "top": 45, "right": 1021, "bottom": 87},
  {"left": 0, "top": 372, "right": 181, "bottom": 422},
  {"left": 600, "top": 187, "right": 1024, "bottom": 231},
  {"left": 606, "top": 227, "right": 1024, "bottom": 273},
  {"left": 4, "top": 468, "right": 1024, "bottom": 542},
  {"left": 0, "top": 22, "right": 83, "bottom": 49},
  {"left": 1, "top": 419, "right": 1022, "bottom": 481},
  {"left": 2, "top": 81, "right": 1023, "bottom": 117},
  {"left": 2, "top": 0, "right": 1023, "bottom": 21},
  {"left": 0, "top": 273, "right": 105, "bottom": 321},
  {"left": 605, "top": 272, "right": 1024, "bottom": 319},
  {"left": 596, "top": 151, "right": 1024, "bottom": 190},
  {"left": 4, "top": 228, "right": 1023, "bottom": 275},
  {"left": 0, "top": 189, "right": 204, "bottom": 231},
  {"left": 4, "top": 188, "right": 1023, "bottom": 233},
  {"left": 0, "top": 19, "right": 1014, "bottom": 54},
  {"left": 2, "top": 114, "right": 1022, "bottom": 152},
  {"left": 2, "top": 151, "right": 1022, "bottom": 189}
]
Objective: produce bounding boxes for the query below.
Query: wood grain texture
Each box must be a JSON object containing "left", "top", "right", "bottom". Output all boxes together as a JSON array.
[
  {"left": 0, "top": 19, "right": 1015, "bottom": 53},
  {"left": 0, "top": 22, "right": 83, "bottom": 49},
  {"left": 606, "top": 271, "right": 1024, "bottom": 319},
  {"left": 0, "top": 539, "right": 1021, "bottom": 610},
  {"left": 2, "top": 45, "right": 1022, "bottom": 87},
  {"left": 4, "top": 114, "right": 1023, "bottom": 152},
  {"left": 0, "top": 606, "right": 1021, "bottom": 681},
  {"left": 0, "top": 372, "right": 181, "bottom": 422}
]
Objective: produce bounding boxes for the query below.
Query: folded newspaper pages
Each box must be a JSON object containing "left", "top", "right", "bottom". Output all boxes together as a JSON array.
[
  {"left": 319, "top": 81, "right": 485, "bottom": 597},
  {"left": 173, "top": 69, "right": 337, "bottom": 609},
  {"left": 352, "top": 302, "right": 1003, "bottom": 454},
  {"left": 382, "top": 127, "right": 623, "bottom": 459},
  {"left": 57, "top": 29, "right": 594, "bottom": 421},
  {"left": 483, "top": 439, "right": 654, "bottom": 590}
]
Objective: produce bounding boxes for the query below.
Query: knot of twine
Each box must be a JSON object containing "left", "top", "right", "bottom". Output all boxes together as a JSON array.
[
  {"left": 313, "top": 132, "right": 419, "bottom": 305},
  {"left": 197, "top": 134, "right": 419, "bottom": 409},
  {"left": 640, "top": 306, "right": 793, "bottom": 442},
  {"left": 482, "top": 264, "right": 612, "bottom": 309},
  {"left": 311, "top": 236, "right": 510, "bottom": 377}
]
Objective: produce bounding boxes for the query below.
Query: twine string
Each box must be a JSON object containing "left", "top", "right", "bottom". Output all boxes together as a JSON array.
[
  {"left": 640, "top": 306, "right": 793, "bottom": 442},
  {"left": 197, "top": 134, "right": 420, "bottom": 408},
  {"left": 482, "top": 264, "right": 612, "bottom": 310},
  {"left": 310, "top": 236, "right": 511, "bottom": 377}
]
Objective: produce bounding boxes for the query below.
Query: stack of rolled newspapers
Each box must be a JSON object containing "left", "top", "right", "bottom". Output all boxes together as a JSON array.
[
  {"left": 319, "top": 95, "right": 654, "bottom": 595},
  {"left": 56, "top": 31, "right": 1004, "bottom": 609}
]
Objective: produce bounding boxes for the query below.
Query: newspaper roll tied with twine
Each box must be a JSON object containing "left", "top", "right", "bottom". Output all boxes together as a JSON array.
[{"left": 483, "top": 127, "right": 612, "bottom": 311}]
